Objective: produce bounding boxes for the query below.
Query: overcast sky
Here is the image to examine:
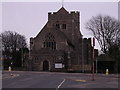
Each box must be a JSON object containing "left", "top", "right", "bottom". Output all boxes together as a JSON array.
[{"left": 1, "top": 1, "right": 119, "bottom": 50}]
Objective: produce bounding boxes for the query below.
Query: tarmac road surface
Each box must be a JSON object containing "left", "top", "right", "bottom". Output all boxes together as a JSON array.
[{"left": 2, "top": 71, "right": 119, "bottom": 90}]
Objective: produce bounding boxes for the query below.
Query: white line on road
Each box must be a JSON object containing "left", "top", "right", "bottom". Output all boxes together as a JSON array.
[{"left": 56, "top": 79, "right": 66, "bottom": 90}]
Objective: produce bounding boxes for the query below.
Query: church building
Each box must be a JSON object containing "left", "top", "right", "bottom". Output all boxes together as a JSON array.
[{"left": 28, "top": 7, "right": 97, "bottom": 72}]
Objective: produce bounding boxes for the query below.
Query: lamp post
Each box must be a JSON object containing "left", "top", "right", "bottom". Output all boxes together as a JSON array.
[
  {"left": 96, "top": 58, "right": 98, "bottom": 74},
  {"left": 92, "top": 38, "right": 95, "bottom": 81},
  {"left": 21, "top": 48, "right": 23, "bottom": 67},
  {"left": 82, "top": 38, "right": 84, "bottom": 73}
]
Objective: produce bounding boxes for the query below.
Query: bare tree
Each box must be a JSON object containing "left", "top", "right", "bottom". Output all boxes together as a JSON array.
[
  {"left": 1, "top": 31, "right": 28, "bottom": 68},
  {"left": 86, "top": 15, "right": 120, "bottom": 53},
  {"left": 1, "top": 31, "right": 27, "bottom": 52}
]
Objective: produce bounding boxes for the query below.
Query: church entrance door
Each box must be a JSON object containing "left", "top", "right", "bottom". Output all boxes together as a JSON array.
[{"left": 43, "top": 60, "right": 49, "bottom": 71}]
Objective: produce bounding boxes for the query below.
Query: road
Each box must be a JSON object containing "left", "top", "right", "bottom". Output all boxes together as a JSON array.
[{"left": 2, "top": 71, "right": 119, "bottom": 90}]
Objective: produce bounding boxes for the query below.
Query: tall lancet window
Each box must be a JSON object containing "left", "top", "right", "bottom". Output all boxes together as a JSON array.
[
  {"left": 56, "top": 24, "right": 60, "bottom": 29},
  {"left": 43, "top": 33, "right": 56, "bottom": 50},
  {"left": 62, "top": 24, "right": 66, "bottom": 29}
]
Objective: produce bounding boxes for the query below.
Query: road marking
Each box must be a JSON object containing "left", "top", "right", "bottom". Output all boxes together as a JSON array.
[
  {"left": 75, "top": 80, "right": 86, "bottom": 82},
  {"left": 67, "top": 78, "right": 86, "bottom": 82},
  {"left": 56, "top": 79, "right": 65, "bottom": 90}
]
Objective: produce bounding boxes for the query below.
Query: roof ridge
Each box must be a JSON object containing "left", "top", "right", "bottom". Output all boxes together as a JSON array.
[{"left": 57, "top": 7, "right": 68, "bottom": 14}]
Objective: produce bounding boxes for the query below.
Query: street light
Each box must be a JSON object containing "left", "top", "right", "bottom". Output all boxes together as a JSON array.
[
  {"left": 82, "top": 38, "right": 84, "bottom": 73},
  {"left": 92, "top": 37, "right": 95, "bottom": 81},
  {"left": 21, "top": 48, "right": 23, "bottom": 67},
  {"left": 96, "top": 58, "right": 98, "bottom": 74}
]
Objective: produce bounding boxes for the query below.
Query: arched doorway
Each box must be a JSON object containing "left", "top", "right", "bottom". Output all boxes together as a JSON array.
[{"left": 43, "top": 60, "right": 49, "bottom": 71}]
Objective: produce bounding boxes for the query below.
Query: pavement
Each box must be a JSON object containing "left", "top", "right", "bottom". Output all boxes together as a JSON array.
[{"left": 1, "top": 71, "right": 119, "bottom": 89}]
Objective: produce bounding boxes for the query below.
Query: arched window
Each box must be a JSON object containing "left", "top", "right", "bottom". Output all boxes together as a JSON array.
[{"left": 43, "top": 33, "right": 56, "bottom": 50}]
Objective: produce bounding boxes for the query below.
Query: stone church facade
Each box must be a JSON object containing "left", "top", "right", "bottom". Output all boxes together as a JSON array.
[{"left": 28, "top": 7, "right": 97, "bottom": 72}]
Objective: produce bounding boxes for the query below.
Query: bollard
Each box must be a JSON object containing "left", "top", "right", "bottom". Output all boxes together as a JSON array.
[
  {"left": 106, "top": 69, "right": 109, "bottom": 75},
  {"left": 8, "top": 66, "right": 11, "bottom": 71}
]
